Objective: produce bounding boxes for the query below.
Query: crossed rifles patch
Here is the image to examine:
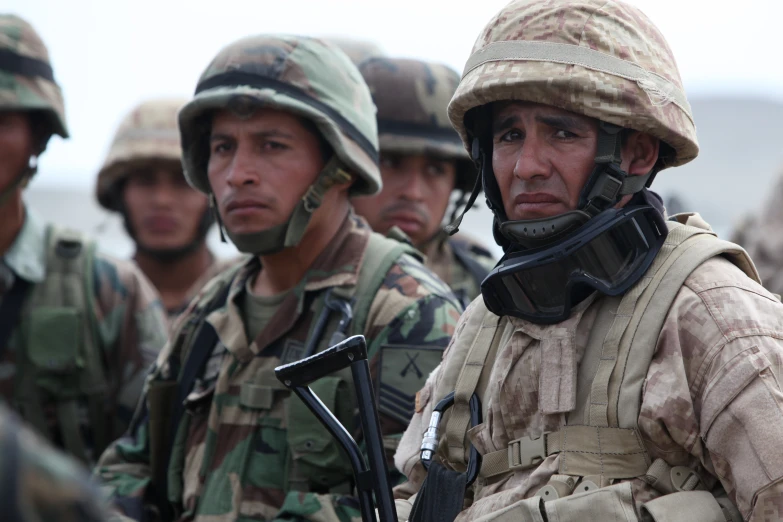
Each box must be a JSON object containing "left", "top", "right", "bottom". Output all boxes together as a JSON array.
[{"left": 377, "top": 345, "right": 443, "bottom": 425}]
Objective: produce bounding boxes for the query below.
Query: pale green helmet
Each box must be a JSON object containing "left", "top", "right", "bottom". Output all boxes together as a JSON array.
[
  {"left": 178, "top": 34, "right": 381, "bottom": 254},
  {"left": 0, "top": 14, "right": 67, "bottom": 149}
]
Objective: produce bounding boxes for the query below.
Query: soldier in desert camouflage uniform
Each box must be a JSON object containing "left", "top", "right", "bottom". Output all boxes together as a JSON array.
[
  {"left": 96, "top": 35, "right": 461, "bottom": 521},
  {"left": 0, "top": 403, "right": 109, "bottom": 522},
  {"left": 391, "top": 1, "right": 783, "bottom": 521},
  {"left": 352, "top": 58, "right": 496, "bottom": 307},
  {"left": 95, "top": 98, "right": 240, "bottom": 323},
  {"left": 0, "top": 14, "right": 167, "bottom": 465}
]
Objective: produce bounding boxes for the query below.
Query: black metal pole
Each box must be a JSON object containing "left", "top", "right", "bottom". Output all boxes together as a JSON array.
[{"left": 351, "top": 359, "right": 397, "bottom": 522}]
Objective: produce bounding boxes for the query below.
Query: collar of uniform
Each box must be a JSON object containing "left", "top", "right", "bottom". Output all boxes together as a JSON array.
[
  {"left": 2, "top": 207, "right": 46, "bottom": 284},
  {"left": 205, "top": 212, "right": 371, "bottom": 363},
  {"left": 419, "top": 231, "right": 453, "bottom": 285},
  {"left": 299, "top": 212, "right": 370, "bottom": 293}
]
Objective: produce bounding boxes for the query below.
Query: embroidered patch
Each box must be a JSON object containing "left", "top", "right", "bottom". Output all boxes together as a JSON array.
[{"left": 378, "top": 345, "right": 442, "bottom": 424}]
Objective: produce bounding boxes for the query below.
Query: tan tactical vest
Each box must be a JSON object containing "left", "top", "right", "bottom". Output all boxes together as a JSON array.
[
  {"left": 14, "top": 226, "right": 109, "bottom": 463},
  {"left": 431, "top": 215, "right": 757, "bottom": 522}
]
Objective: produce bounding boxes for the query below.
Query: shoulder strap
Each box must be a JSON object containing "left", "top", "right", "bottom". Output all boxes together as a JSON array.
[
  {"left": 0, "top": 276, "right": 31, "bottom": 358},
  {"left": 444, "top": 302, "right": 511, "bottom": 467},
  {"left": 337, "top": 231, "right": 419, "bottom": 337},
  {"left": 156, "top": 269, "right": 237, "bottom": 517},
  {"left": 450, "top": 239, "right": 492, "bottom": 287}
]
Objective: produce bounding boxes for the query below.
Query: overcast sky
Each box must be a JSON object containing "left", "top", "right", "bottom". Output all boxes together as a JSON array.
[{"left": 7, "top": 0, "right": 783, "bottom": 190}]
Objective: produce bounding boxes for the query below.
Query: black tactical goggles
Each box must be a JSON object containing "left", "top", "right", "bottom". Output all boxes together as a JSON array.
[{"left": 481, "top": 205, "right": 667, "bottom": 324}]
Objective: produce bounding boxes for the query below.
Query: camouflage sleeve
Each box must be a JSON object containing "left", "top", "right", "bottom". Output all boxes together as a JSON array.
[
  {"left": 93, "top": 254, "right": 168, "bottom": 428},
  {"left": 0, "top": 404, "right": 110, "bottom": 522},
  {"left": 273, "top": 254, "right": 461, "bottom": 521},
  {"left": 650, "top": 257, "right": 783, "bottom": 521}
]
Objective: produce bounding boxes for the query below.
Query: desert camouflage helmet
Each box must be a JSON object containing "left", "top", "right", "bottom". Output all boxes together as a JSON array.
[
  {"left": 320, "top": 36, "right": 385, "bottom": 65},
  {"left": 0, "top": 14, "right": 68, "bottom": 147},
  {"left": 449, "top": 0, "right": 698, "bottom": 169},
  {"left": 359, "top": 57, "right": 477, "bottom": 193},
  {"left": 178, "top": 34, "right": 380, "bottom": 254},
  {"left": 96, "top": 97, "right": 187, "bottom": 211}
]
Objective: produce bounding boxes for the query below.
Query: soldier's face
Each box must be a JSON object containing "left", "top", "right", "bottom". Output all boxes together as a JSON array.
[
  {"left": 122, "top": 163, "right": 210, "bottom": 252},
  {"left": 207, "top": 109, "right": 325, "bottom": 236},
  {"left": 0, "top": 111, "right": 34, "bottom": 196},
  {"left": 352, "top": 153, "right": 457, "bottom": 246},
  {"left": 491, "top": 102, "right": 600, "bottom": 220}
]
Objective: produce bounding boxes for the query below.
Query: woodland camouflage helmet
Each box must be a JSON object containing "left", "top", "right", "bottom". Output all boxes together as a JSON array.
[
  {"left": 0, "top": 14, "right": 68, "bottom": 202},
  {"left": 359, "top": 57, "right": 477, "bottom": 195},
  {"left": 446, "top": 0, "right": 699, "bottom": 249},
  {"left": 320, "top": 36, "right": 385, "bottom": 65},
  {"left": 178, "top": 34, "right": 380, "bottom": 255},
  {"left": 96, "top": 97, "right": 187, "bottom": 211}
]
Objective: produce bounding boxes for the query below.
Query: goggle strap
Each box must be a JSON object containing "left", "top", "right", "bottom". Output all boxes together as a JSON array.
[{"left": 445, "top": 167, "right": 484, "bottom": 236}]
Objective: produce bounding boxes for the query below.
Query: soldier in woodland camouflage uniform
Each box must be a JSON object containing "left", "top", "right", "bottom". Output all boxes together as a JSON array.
[
  {"left": 352, "top": 58, "right": 496, "bottom": 306},
  {"left": 0, "top": 403, "right": 109, "bottom": 522},
  {"left": 95, "top": 98, "right": 240, "bottom": 323},
  {"left": 392, "top": 1, "right": 783, "bottom": 521},
  {"left": 96, "top": 35, "right": 461, "bottom": 522},
  {"left": 0, "top": 14, "right": 167, "bottom": 464}
]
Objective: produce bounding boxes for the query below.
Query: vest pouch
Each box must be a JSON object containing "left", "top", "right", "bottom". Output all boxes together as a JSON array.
[
  {"left": 286, "top": 375, "right": 354, "bottom": 491},
  {"left": 23, "top": 307, "right": 84, "bottom": 397},
  {"left": 640, "top": 491, "right": 727, "bottom": 522}
]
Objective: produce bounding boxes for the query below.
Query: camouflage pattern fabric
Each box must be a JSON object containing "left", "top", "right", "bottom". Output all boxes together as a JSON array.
[
  {"left": 165, "top": 255, "right": 247, "bottom": 326},
  {"left": 0, "top": 403, "right": 110, "bottom": 522},
  {"left": 358, "top": 57, "right": 476, "bottom": 193},
  {"left": 179, "top": 35, "right": 381, "bottom": 198},
  {"left": 0, "top": 14, "right": 68, "bottom": 145},
  {"left": 730, "top": 168, "right": 783, "bottom": 296},
  {"left": 96, "top": 97, "right": 188, "bottom": 211},
  {"left": 97, "top": 214, "right": 462, "bottom": 522},
  {"left": 0, "top": 208, "right": 168, "bottom": 462},
  {"left": 421, "top": 232, "right": 496, "bottom": 306},
  {"left": 394, "top": 256, "right": 783, "bottom": 521},
  {"left": 448, "top": 0, "right": 699, "bottom": 170}
]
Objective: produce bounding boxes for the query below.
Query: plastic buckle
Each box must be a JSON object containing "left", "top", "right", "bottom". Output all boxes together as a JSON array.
[
  {"left": 508, "top": 433, "right": 548, "bottom": 471},
  {"left": 589, "top": 174, "right": 623, "bottom": 205}
]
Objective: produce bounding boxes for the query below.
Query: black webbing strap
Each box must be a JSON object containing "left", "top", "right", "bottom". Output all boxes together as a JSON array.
[
  {"left": 156, "top": 282, "right": 232, "bottom": 517},
  {"left": 409, "top": 462, "right": 467, "bottom": 522},
  {"left": 0, "top": 48, "right": 54, "bottom": 81},
  {"left": 450, "top": 240, "right": 492, "bottom": 287},
  {"left": 0, "top": 275, "right": 32, "bottom": 357}
]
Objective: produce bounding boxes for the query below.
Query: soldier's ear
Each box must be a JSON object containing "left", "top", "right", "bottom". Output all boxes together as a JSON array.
[{"left": 621, "top": 131, "right": 660, "bottom": 176}]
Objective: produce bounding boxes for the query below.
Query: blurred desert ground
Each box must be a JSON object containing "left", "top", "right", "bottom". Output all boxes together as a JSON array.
[{"left": 25, "top": 96, "right": 783, "bottom": 261}]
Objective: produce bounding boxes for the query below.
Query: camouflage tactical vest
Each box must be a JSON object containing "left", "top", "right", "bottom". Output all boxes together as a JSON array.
[
  {"left": 429, "top": 214, "right": 756, "bottom": 522},
  {"left": 12, "top": 226, "right": 110, "bottom": 464},
  {"left": 148, "top": 231, "right": 421, "bottom": 514}
]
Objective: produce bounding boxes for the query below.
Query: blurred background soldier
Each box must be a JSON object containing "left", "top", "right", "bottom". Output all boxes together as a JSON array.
[
  {"left": 95, "top": 98, "right": 239, "bottom": 322},
  {"left": 0, "top": 403, "right": 109, "bottom": 522},
  {"left": 320, "top": 36, "right": 385, "bottom": 64},
  {"left": 353, "top": 58, "right": 496, "bottom": 306},
  {"left": 0, "top": 14, "right": 167, "bottom": 464}
]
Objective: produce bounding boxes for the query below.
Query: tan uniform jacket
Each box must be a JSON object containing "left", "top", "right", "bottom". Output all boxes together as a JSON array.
[{"left": 395, "top": 256, "right": 783, "bottom": 521}]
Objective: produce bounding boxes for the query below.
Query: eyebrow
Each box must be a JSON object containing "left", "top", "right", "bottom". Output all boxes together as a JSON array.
[
  {"left": 209, "top": 129, "right": 296, "bottom": 141},
  {"left": 535, "top": 114, "right": 590, "bottom": 132},
  {"left": 492, "top": 114, "right": 519, "bottom": 135}
]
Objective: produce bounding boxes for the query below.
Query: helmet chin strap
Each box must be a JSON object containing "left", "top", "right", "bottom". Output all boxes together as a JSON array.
[
  {"left": 447, "top": 121, "right": 655, "bottom": 251},
  {"left": 0, "top": 155, "right": 37, "bottom": 207},
  {"left": 218, "top": 156, "right": 352, "bottom": 256}
]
